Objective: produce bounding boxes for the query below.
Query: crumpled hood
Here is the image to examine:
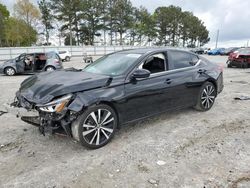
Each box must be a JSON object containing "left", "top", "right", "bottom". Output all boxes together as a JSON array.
[{"left": 18, "top": 70, "right": 111, "bottom": 104}]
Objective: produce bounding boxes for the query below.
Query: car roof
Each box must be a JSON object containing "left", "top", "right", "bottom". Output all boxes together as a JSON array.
[{"left": 114, "top": 48, "right": 190, "bottom": 55}]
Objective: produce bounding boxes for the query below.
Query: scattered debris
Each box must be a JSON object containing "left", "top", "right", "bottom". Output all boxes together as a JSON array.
[
  {"left": 148, "top": 178, "right": 159, "bottom": 186},
  {"left": 156, "top": 160, "right": 166, "bottom": 166},
  {"left": 0, "top": 141, "right": 20, "bottom": 152},
  {"left": 116, "top": 169, "right": 120, "bottom": 173},
  {"left": 108, "top": 173, "right": 114, "bottom": 178},
  {"left": 234, "top": 96, "right": 250, "bottom": 100},
  {"left": 137, "top": 163, "right": 150, "bottom": 173},
  {"left": 231, "top": 176, "right": 250, "bottom": 188},
  {"left": 230, "top": 80, "right": 249, "bottom": 84},
  {"left": 0, "top": 110, "right": 7, "bottom": 116},
  {"left": 27, "top": 151, "right": 35, "bottom": 157}
]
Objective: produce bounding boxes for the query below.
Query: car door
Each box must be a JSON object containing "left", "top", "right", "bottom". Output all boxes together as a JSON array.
[
  {"left": 16, "top": 54, "right": 26, "bottom": 73},
  {"left": 120, "top": 52, "right": 174, "bottom": 122},
  {"left": 166, "top": 50, "right": 202, "bottom": 108}
]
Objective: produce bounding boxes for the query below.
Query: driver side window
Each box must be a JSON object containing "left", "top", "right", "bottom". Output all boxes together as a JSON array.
[{"left": 139, "top": 53, "right": 167, "bottom": 74}]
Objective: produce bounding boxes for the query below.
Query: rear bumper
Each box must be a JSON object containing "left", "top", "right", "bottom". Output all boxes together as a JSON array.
[{"left": 55, "top": 64, "right": 64, "bottom": 70}]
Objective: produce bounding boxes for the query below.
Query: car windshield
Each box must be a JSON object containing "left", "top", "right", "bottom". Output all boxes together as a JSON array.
[{"left": 83, "top": 53, "right": 142, "bottom": 76}]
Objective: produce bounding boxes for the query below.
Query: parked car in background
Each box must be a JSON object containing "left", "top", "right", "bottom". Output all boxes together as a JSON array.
[
  {"left": 58, "top": 50, "right": 71, "bottom": 61},
  {"left": 204, "top": 48, "right": 210, "bottom": 54},
  {"left": 0, "top": 51, "right": 63, "bottom": 76},
  {"left": 220, "top": 47, "right": 239, "bottom": 56},
  {"left": 190, "top": 48, "right": 205, "bottom": 54},
  {"left": 207, "top": 48, "right": 225, "bottom": 55},
  {"left": 14, "top": 48, "right": 223, "bottom": 149},
  {"left": 227, "top": 48, "right": 250, "bottom": 68}
]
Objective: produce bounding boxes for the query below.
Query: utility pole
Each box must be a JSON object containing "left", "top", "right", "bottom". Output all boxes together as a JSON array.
[{"left": 215, "top": 29, "right": 219, "bottom": 49}]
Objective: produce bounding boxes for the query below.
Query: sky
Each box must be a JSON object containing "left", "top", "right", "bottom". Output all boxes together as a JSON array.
[{"left": 1, "top": 0, "right": 250, "bottom": 48}]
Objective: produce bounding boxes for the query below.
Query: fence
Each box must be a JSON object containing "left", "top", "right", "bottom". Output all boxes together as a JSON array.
[{"left": 0, "top": 46, "right": 146, "bottom": 61}]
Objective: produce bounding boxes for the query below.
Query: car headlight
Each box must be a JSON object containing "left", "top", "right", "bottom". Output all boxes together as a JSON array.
[{"left": 37, "top": 94, "right": 72, "bottom": 113}]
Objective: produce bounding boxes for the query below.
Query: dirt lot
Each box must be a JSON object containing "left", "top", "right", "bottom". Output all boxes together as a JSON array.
[{"left": 0, "top": 55, "right": 250, "bottom": 188}]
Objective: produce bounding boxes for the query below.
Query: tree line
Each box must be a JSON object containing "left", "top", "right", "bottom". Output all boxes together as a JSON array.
[{"left": 0, "top": 0, "right": 210, "bottom": 47}]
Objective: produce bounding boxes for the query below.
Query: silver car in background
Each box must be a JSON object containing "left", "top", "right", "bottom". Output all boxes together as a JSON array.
[{"left": 0, "top": 51, "right": 63, "bottom": 76}]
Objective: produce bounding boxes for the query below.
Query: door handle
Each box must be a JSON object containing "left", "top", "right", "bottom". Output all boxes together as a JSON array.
[
  {"left": 198, "top": 69, "right": 206, "bottom": 74},
  {"left": 165, "top": 78, "right": 172, "bottom": 84}
]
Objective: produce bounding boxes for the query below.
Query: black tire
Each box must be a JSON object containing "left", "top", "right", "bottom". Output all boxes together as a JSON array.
[
  {"left": 71, "top": 104, "right": 118, "bottom": 149},
  {"left": 45, "top": 66, "right": 56, "bottom": 71},
  {"left": 65, "top": 56, "right": 70, "bottom": 62},
  {"left": 243, "top": 62, "right": 248, "bottom": 69},
  {"left": 194, "top": 82, "right": 216, "bottom": 111},
  {"left": 227, "top": 60, "right": 232, "bottom": 68},
  {"left": 4, "top": 67, "right": 16, "bottom": 76}
]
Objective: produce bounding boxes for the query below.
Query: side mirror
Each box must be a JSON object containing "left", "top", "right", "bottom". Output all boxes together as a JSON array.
[{"left": 132, "top": 69, "right": 150, "bottom": 79}]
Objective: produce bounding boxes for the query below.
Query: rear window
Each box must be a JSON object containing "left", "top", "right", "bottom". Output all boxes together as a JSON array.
[
  {"left": 169, "top": 51, "right": 197, "bottom": 69},
  {"left": 59, "top": 51, "right": 66, "bottom": 54},
  {"left": 46, "top": 52, "right": 60, "bottom": 60}
]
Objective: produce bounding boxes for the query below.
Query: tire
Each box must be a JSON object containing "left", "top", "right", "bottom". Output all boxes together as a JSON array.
[
  {"left": 45, "top": 66, "right": 55, "bottom": 71},
  {"left": 71, "top": 104, "right": 118, "bottom": 149},
  {"left": 4, "top": 67, "right": 16, "bottom": 76},
  {"left": 227, "top": 63, "right": 232, "bottom": 68},
  {"left": 226, "top": 60, "right": 232, "bottom": 68},
  {"left": 65, "top": 56, "right": 70, "bottom": 62},
  {"left": 243, "top": 62, "right": 248, "bottom": 69},
  {"left": 194, "top": 82, "right": 216, "bottom": 111}
]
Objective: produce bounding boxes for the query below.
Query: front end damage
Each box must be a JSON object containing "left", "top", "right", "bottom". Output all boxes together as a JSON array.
[{"left": 13, "top": 92, "right": 81, "bottom": 137}]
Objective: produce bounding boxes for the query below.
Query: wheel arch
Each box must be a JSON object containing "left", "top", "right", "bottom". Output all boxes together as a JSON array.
[
  {"left": 93, "top": 101, "right": 120, "bottom": 127},
  {"left": 45, "top": 65, "right": 56, "bottom": 71},
  {"left": 4, "top": 66, "right": 16, "bottom": 75},
  {"left": 205, "top": 78, "right": 218, "bottom": 96}
]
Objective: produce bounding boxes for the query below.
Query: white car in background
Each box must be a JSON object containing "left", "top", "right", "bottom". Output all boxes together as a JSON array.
[{"left": 58, "top": 50, "right": 71, "bottom": 62}]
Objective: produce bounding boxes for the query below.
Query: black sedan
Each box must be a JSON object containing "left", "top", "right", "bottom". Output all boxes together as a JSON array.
[{"left": 14, "top": 48, "right": 224, "bottom": 149}]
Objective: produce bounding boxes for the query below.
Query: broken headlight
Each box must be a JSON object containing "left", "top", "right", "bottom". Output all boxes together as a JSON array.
[{"left": 37, "top": 94, "right": 72, "bottom": 113}]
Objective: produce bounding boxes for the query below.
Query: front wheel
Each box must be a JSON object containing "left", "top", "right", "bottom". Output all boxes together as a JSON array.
[
  {"left": 45, "top": 66, "right": 55, "bottom": 71},
  {"left": 194, "top": 82, "right": 216, "bottom": 111},
  {"left": 226, "top": 60, "right": 232, "bottom": 68},
  {"left": 71, "top": 104, "right": 118, "bottom": 149},
  {"left": 5, "top": 67, "right": 16, "bottom": 76}
]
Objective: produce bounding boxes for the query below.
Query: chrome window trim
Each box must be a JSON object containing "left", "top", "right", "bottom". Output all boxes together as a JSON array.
[{"left": 148, "top": 59, "right": 201, "bottom": 78}]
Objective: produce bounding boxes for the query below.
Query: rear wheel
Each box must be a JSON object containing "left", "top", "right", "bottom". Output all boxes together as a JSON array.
[
  {"left": 71, "top": 104, "right": 118, "bottom": 149},
  {"left": 194, "top": 82, "right": 216, "bottom": 111},
  {"left": 65, "top": 56, "right": 70, "bottom": 61},
  {"left": 4, "top": 67, "right": 16, "bottom": 76},
  {"left": 45, "top": 66, "right": 55, "bottom": 71}
]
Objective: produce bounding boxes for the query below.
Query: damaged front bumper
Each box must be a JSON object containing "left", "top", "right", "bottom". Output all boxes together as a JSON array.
[{"left": 12, "top": 92, "right": 80, "bottom": 137}]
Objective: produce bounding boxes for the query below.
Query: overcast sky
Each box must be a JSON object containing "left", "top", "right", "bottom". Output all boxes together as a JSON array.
[{"left": 1, "top": 0, "right": 250, "bottom": 47}]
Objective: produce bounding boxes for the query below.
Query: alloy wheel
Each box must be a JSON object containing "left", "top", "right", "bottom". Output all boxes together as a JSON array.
[
  {"left": 46, "top": 67, "right": 55, "bottom": 71},
  {"left": 201, "top": 85, "right": 216, "bottom": 109},
  {"left": 82, "top": 109, "right": 115, "bottom": 146},
  {"left": 5, "top": 68, "right": 15, "bottom": 76}
]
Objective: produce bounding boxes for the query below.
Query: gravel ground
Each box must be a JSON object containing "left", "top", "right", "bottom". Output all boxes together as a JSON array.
[{"left": 1, "top": 55, "right": 250, "bottom": 188}]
